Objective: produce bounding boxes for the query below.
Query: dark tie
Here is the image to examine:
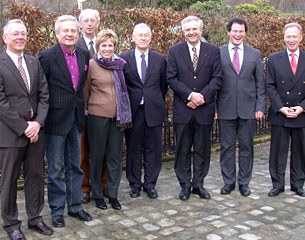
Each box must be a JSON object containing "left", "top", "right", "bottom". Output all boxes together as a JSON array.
[
  {"left": 233, "top": 46, "right": 240, "bottom": 75},
  {"left": 290, "top": 53, "right": 297, "bottom": 75},
  {"left": 192, "top": 47, "right": 198, "bottom": 71},
  {"left": 89, "top": 41, "right": 95, "bottom": 58},
  {"left": 141, "top": 53, "right": 147, "bottom": 83},
  {"left": 18, "top": 56, "right": 30, "bottom": 92}
]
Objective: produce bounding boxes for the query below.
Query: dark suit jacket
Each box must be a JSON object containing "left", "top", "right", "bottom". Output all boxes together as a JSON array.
[
  {"left": 38, "top": 43, "right": 90, "bottom": 135},
  {"left": 0, "top": 52, "right": 49, "bottom": 147},
  {"left": 267, "top": 49, "right": 305, "bottom": 128},
  {"left": 77, "top": 36, "right": 88, "bottom": 52},
  {"left": 217, "top": 44, "right": 266, "bottom": 119},
  {"left": 121, "top": 49, "right": 167, "bottom": 127},
  {"left": 167, "top": 41, "right": 222, "bottom": 125}
]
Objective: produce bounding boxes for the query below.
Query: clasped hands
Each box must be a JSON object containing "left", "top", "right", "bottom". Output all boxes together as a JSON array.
[
  {"left": 24, "top": 121, "right": 41, "bottom": 143},
  {"left": 279, "top": 106, "right": 304, "bottom": 118},
  {"left": 187, "top": 92, "right": 205, "bottom": 109}
]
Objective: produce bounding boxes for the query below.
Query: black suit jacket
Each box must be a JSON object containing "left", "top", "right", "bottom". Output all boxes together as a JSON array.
[
  {"left": 267, "top": 49, "right": 305, "bottom": 128},
  {"left": 77, "top": 36, "right": 89, "bottom": 52},
  {"left": 167, "top": 41, "right": 222, "bottom": 125},
  {"left": 121, "top": 49, "right": 167, "bottom": 127},
  {"left": 38, "top": 43, "right": 90, "bottom": 135},
  {"left": 0, "top": 52, "right": 49, "bottom": 147}
]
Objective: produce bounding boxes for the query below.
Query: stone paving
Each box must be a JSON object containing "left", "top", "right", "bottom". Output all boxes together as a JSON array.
[{"left": 1, "top": 141, "right": 305, "bottom": 240}]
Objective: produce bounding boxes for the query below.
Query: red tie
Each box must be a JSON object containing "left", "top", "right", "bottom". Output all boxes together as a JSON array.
[
  {"left": 290, "top": 53, "right": 297, "bottom": 75},
  {"left": 233, "top": 47, "right": 240, "bottom": 75}
]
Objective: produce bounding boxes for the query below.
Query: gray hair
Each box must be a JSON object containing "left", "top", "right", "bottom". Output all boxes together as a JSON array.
[
  {"left": 283, "top": 22, "right": 303, "bottom": 34},
  {"left": 79, "top": 9, "right": 100, "bottom": 22},
  {"left": 3, "top": 19, "right": 27, "bottom": 35},
  {"left": 55, "top": 15, "right": 80, "bottom": 33},
  {"left": 181, "top": 16, "right": 203, "bottom": 31},
  {"left": 132, "top": 23, "right": 151, "bottom": 36}
]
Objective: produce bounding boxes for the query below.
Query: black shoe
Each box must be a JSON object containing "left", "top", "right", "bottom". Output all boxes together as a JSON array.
[
  {"left": 95, "top": 198, "right": 107, "bottom": 210},
  {"left": 52, "top": 215, "right": 65, "bottom": 228},
  {"left": 179, "top": 187, "right": 191, "bottom": 201},
  {"left": 8, "top": 229, "right": 26, "bottom": 240},
  {"left": 129, "top": 188, "right": 141, "bottom": 198},
  {"left": 144, "top": 188, "right": 158, "bottom": 199},
  {"left": 291, "top": 186, "right": 305, "bottom": 197},
  {"left": 81, "top": 192, "right": 90, "bottom": 204},
  {"left": 220, "top": 184, "right": 235, "bottom": 195},
  {"left": 192, "top": 187, "right": 211, "bottom": 199},
  {"left": 239, "top": 185, "right": 251, "bottom": 197},
  {"left": 109, "top": 198, "right": 121, "bottom": 210},
  {"left": 268, "top": 187, "right": 284, "bottom": 197},
  {"left": 29, "top": 221, "right": 53, "bottom": 235},
  {"left": 68, "top": 210, "right": 93, "bottom": 221}
]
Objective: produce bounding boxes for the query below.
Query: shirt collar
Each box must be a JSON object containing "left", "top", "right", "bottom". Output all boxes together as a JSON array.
[
  {"left": 6, "top": 49, "right": 24, "bottom": 61},
  {"left": 83, "top": 36, "right": 96, "bottom": 47},
  {"left": 228, "top": 42, "right": 244, "bottom": 51},
  {"left": 135, "top": 48, "right": 149, "bottom": 58},
  {"left": 287, "top": 48, "right": 300, "bottom": 58},
  {"left": 60, "top": 44, "right": 76, "bottom": 56},
  {"left": 187, "top": 41, "right": 201, "bottom": 52}
]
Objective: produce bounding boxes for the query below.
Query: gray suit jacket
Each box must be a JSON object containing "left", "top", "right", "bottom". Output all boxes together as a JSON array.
[
  {"left": 0, "top": 52, "right": 49, "bottom": 147},
  {"left": 216, "top": 44, "right": 266, "bottom": 119}
]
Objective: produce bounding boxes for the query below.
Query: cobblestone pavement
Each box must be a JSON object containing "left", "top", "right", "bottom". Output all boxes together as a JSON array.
[{"left": 1, "top": 141, "right": 305, "bottom": 240}]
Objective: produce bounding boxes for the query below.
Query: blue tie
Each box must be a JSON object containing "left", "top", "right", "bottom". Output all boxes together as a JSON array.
[{"left": 141, "top": 53, "right": 147, "bottom": 83}]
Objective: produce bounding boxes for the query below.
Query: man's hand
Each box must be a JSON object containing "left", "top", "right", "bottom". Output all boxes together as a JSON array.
[
  {"left": 24, "top": 121, "right": 41, "bottom": 142},
  {"left": 255, "top": 111, "right": 264, "bottom": 120},
  {"left": 279, "top": 106, "right": 303, "bottom": 118},
  {"left": 190, "top": 92, "right": 205, "bottom": 106}
]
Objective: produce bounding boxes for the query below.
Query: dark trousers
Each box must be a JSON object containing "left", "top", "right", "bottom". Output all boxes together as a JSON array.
[
  {"left": 269, "top": 125, "right": 305, "bottom": 188},
  {"left": 125, "top": 106, "right": 162, "bottom": 189},
  {"left": 219, "top": 118, "right": 256, "bottom": 186},
  {"left": 174, "top": 117, "right": 212, "bottom": 189},
  {"left": 0, "top": 134, "right": 45, "bottom": 233}
]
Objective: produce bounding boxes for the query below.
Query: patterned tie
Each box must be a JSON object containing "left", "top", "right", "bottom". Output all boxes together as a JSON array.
[
  {"left": 192, "top": 47, "right": 198, "bottom": 71},
  {"left": 89, "top": 40, "right": 95, "bottom": 58},
  {"left": 290, "top": 53, "right": 297, "bottom": 75},
  {"left": 18, "top": 56, "right": 30, "bottom": 92},
  {"left": 233, "top": 46, "right": 240, "bottom": 75},
  {"left": 141, "top": 53, "right": 147, "bottom": 83}
]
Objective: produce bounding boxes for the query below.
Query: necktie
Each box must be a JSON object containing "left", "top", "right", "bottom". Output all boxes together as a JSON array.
[
  {"left": 18, "top": 56, "right": 30, "bottom": 92},
  {"left": 233, "top": 46, "right": 240, "bottom": 75},
  {"left": 192, "top": 47, "right": 198, "bottom": 71},
  {"left": 89, "top": 41, "right": 95, "bottom": 58},
  {"left": 141, "top": 53, "right": 147, "bottom": 83},
  {"left": 290, "top": 53, "right": 297, "bottom": 75}
]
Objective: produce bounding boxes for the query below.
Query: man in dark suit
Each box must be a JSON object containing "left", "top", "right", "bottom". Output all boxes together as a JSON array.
[
  {"left": 167, "top": 16, "right": 222, "bottom": 201},
  {"left": 266, "top": 22, "right": 305, "bottom": 197},
  {"left": 39, "top": 15, "right": 92, "bottom": 228},
  {"left": 215, "top": 18, "right": 266, "bottom": 197},
  {"left": 0, "top": 19, "right": 52, "bottom": 239},
  {"left": 121, "top": 23, "right": 167, "bottom": 199}
]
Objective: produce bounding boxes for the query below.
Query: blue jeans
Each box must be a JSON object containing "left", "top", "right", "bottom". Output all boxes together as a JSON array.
[{"left": 46, "top": 121, "right": 83, "bottom": 215}]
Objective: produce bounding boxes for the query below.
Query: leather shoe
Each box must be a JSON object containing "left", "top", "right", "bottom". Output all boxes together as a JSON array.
[
  {"left": 268, "top": 187, "right": 284, "bottom": 197},
  {"left": 129, "top": 188, "right": 141, "bottom": 198},
  {"left": 8, "top": 229, "right": 26, "bottom": 240},
  {"left": 68, "top": 210, "right": 93, "bottom": 221},
  {"left": 239, "top": 185, "right": 251, "bottom": 197},
  {"left": 109, "top": 198, "right": 122, "bottom": 210},
  {"left": 192, "top": 187, "right": 211, "bottom": 199},
  {"left": 144, "top": 188, "right": 158, "bottom": 199},
  {"left": 220, "top": 184, "right": 235, "bottom": 195},
  {"left": 29, "top": 221, "right": 53, "bottom": 235},
  {"left": 95, "top": 198, "right": 107, "bottom": 210},
  {"left": 179, "top": 187, "right": 191, "bottom": 201},
  {"left": 81, "top": 192, "right": 90, "bottom": 204},
  {"left": 52, "top": 215, "right": 65, "bottom": 228},
  {"left": 291, "top": 186, "right": 305, "bottom": 197}
]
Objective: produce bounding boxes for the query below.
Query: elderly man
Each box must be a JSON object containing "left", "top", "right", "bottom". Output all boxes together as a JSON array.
[
  {"left": 0, "top": 19, "right": 52, "bottom": 239},
  {"left": 121, "top": 23, "right": 167, "bottom": 199},
  {"left": 167, "top": 16, "right": 222, "bottom": 201},
  {"left": 39, "top": 15, "right": 92, "bottom": 228}
]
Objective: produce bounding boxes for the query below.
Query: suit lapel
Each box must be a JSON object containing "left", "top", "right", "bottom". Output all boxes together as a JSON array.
[
  {"left": 54, "top": 44, "right": 73, "bottom": 88},
  {"left": 24, "top": 55, "right": 34, "bottom": 93},
  {"left": 196, "top": 41, "right": 208, "bottom": 72},
  {"left": 295, "top": 50, "right": 305, "bottom": 80},
  {"left": 180, "top": 42, "right": 194, "bottom": 72},
  {"left": 146, "top": 50, "right": 155, "bottom": 84},
  {"left": 129, "top": 50, "right": 142, "bottom": 84}
]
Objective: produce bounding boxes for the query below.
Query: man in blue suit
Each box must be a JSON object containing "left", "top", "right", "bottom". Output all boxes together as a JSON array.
[
  {"left": 215, "top": 18, "right": 266, "bottom": 197},
  {"left": 121, "top": 23, "right": 167, "bottom": 199},
  {"left": 167, "top": 16, "right": 222, "bottom": 201}
]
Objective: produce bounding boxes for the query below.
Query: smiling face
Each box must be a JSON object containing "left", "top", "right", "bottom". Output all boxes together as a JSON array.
[
  {"left": 227, "top": 22, "right": 246, "bottom": 46},
  {"left": 284, "top": 26, "right": 303, "bottom": 52},
  {"left": 56, "top": 20, "right": 79, "bottom": 51},
  {"left": 98, "top": 38, "right": 115, "bottom": 60},
  {"left": 3, "top": 22, "right": 27, "bottom": 55},
  {"left": 132, "top": 26, "right": 151, "bottom": 52},
  {"left": 182, "top": 20, "right": 203, "bottom": 46}
]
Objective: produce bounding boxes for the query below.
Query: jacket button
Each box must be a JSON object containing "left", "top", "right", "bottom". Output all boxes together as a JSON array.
[
  {"left": 194, "top": 76, "right": 197, "bottom": 79},
  {"left": 282, "top": 81, "right": 285, "bottom": 83},
  {"left": 286, "top": 92, "right": 290, "bottom": 95}
]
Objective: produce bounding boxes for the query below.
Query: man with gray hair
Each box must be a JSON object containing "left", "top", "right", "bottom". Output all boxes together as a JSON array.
[
  {"left": 121, "top": 23, "right": 167, "bottom": 199},
  {"left": 39, "top": 15, "right": 93, "bottom": 228},
  {"left": 167, "top": 16, "right": 222, "bottom": 201},
  {"left": 0, "top": 19, "right": 52, "bottom": 239}
]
